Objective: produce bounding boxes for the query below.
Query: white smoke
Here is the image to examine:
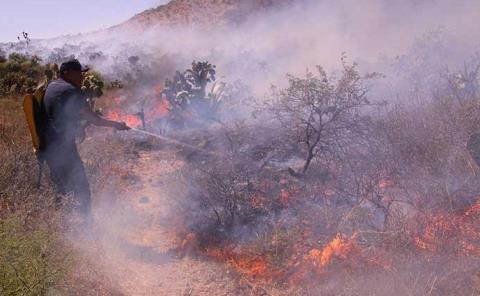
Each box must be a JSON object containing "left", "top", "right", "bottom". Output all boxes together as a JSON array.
[{"left": 3, "top": 0, "right": 478, "bottom": 99}]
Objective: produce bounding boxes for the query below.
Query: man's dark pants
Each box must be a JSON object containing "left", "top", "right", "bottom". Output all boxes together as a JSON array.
[{"left": 44, "top": 141, "right": 91, "bottom": 215}]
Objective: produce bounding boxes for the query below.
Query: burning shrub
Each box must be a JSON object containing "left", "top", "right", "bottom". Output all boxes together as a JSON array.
[
  {"left": 169, "top": 121, "right": 384, "bottom": 285},
  {"left": 167, "top": 55, "right": 480, "bottom": 293},
  {"left": 165, "top": 59, "right": 399, "bottom": 287},
  {"left": 413, "top": 202, "right": 480, "bottom": 256}
]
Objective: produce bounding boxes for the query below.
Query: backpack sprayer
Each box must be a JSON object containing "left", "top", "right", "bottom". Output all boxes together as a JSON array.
[{"left": 23, "top": 85, "right": 49, "bottom": 188}]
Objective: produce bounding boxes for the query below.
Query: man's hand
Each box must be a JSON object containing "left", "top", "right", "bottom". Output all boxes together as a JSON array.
[{"left": 113, "top": 121, "right": 130, "bottom": 131}]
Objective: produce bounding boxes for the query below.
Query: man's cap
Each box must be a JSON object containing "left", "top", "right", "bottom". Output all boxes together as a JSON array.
[{"left": 59, "top": 59, "right": 89, "bottom": 73}]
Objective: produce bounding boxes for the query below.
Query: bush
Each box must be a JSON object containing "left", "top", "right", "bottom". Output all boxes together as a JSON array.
[
  {"left": 0, "top": 53, "right": 45, "bottom": 96},
  {"left": 169, "top": 55, "right": 480, "bottom": 293},
  {"left": 267, "top": 57, "right": 379, "bottom": 174}
]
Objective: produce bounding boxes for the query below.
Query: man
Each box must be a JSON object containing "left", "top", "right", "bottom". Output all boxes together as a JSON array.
[{"left": 43, "top": 59, "right": 129, "bottom": 215}]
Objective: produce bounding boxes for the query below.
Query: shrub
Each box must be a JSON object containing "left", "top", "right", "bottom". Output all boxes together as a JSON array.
[
  {"left": 0, "top": 53, "right": 45, "bottom": 96},
  {"left": 267, "top": 57, "right": 379, "bottom": 174}
]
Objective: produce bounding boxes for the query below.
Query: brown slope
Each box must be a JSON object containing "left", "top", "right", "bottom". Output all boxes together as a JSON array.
[{"left": 113, "top": 0, "right": 293, "bottom": 30}]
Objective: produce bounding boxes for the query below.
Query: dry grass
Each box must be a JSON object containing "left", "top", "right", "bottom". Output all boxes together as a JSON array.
[{"left": 0, "top": 96, "right": 123, "bottom": 295}]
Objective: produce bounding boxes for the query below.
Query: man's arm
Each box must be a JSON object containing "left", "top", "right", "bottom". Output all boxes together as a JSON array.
[{"left": 79, "top": 107, "right": 130, "bottom": 130}]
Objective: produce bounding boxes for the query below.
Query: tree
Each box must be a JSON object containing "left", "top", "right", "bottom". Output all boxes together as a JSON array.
[{"left": 270, "top": 57, "right": 378, "bottom": 174}]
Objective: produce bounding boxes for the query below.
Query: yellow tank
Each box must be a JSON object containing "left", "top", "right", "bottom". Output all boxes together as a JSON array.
[{"left": 23, "top": 85, "right": 47, "bottom": 154}]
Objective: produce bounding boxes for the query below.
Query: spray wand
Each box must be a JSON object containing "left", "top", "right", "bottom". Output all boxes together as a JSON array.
[{"left": 129, "top": 127, "right": 216, "bottom": 155}]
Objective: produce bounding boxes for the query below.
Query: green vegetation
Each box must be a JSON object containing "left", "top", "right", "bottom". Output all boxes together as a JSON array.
[
  {"left": 0, "top": 53, "right": 46, "bottom": 96},
  {"left": 0, "top": 216, "right": 66, "bottom": 295},
  {"left": 163, "top": 61, "right": 222, "bottom": 125}
]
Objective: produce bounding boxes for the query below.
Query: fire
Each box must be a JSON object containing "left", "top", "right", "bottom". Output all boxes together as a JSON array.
[
  {"left": 102, "top": 87, "right": 171, "bottom": 130},
  {"left": 126, "top": 114, "right": 142, "bottom": 128},
  {"left": 148, "top": 98, "right": 170, "bottom": 118},
  {"left": 414, "top": 202, "right": 480, "bottom": 256},
  {"left": 203, "top": 246, "right": 269, "bottom": 278},
  {"left": 170, "top": 202, "right": 479, "bottom": 287},
  {"left": 166, "top": 165, "right": 478, "bottom": 289},
  {"left": 306, "top": 234, "right": 358, "bottom": 269},
  {"left": 230, "top": 255, "right": 268, "bottom": 277},
  {"left": 174, "top": 231, "right": 271, "bottom": 279},
  {"left": 106, "top": 110, "right": 120, "bottom": 122},
  {"left": 105, "top": 109, "right": 143, "bottom": 128}
]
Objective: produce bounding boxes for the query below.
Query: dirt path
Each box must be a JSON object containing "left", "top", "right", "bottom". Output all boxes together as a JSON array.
[{"left": 78, "top": 148, "right": 279, "bottom": 296}]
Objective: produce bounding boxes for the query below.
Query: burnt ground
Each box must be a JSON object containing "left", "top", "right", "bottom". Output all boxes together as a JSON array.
[
  {"left": 63, "top": 128, "right": 480, "bottom": 296},
  {"left": 73, "top": 135, "right": 294, "bottom": 296}
]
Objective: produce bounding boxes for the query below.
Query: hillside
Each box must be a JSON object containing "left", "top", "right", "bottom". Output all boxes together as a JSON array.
[{"left": 112, "top": 0, "right": 293, "bottom": 30}]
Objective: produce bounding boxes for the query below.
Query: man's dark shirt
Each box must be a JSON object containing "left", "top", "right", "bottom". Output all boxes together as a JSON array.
[
  {"left": 43, "top": 79, "right": 87, "bottom": 145},
  {"left": 42, "top": 79, "right": 91, "bottom": 214}
]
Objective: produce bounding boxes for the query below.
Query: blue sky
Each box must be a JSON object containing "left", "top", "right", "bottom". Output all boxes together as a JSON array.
[{"left": 0, "top": 0, "right": 168, "bottom": 42}]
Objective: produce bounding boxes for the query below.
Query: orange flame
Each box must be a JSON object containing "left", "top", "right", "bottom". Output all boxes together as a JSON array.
[
  {"left": 204, "top": 246, "right": 269, "bottom": 277},
  {"left": 231, "top": 255, "right": 268, "bottom": 277},
  {"left": 126, "top": 114, "right": 142, "bottom": 128},
  {"left": 414, "top": 202, "right": 480, "bottom": 255},
  {"left": 106, "top": 110, "right": 120, "bottom": 122},
  {"left": 149, "top": 98, "right": 170, "bottom": 118},
  {"left": 306, "top": 234, "right": 358, "bottom": 269},
  {"left": 106, "top": 109, "right": 143, "bottom": 128}
]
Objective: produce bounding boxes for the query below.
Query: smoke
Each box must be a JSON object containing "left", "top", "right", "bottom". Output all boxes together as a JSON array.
[
  {"left": 3, "top": 0, "right": 479, "bottom": 99},
  {"left": 8, "top": 0, "right": 480, "bottom": 293}
]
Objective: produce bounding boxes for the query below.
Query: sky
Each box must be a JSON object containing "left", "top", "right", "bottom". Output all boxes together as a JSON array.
[{"left": 0, "top": 0, "right": 168, "bottom": 42}]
